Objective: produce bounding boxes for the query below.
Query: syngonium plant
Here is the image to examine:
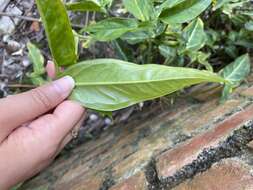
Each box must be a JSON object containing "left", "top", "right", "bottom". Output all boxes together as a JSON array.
[{"left": 28, "top": 0, "right": 251, "bottom": 113}]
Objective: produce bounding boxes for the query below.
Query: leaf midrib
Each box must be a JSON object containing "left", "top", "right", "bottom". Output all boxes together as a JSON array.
[
  {"left": 75, "top": 76, "right": 225, "bottom": 86},
  {"left": 225, "top": 56, "right": 247, "bottom": 80}
]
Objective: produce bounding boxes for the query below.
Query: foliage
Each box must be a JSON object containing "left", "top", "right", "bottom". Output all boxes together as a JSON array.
[
  {"left": 30, "top": 0, "right": 252, "bottom": 112},
  {"left": 27, "top": 43, "right": 47, "bottom": 85}
]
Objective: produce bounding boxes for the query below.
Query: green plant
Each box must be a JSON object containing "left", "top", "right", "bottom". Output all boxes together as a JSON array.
[{"left": 28, "top": 0, "right": 251, "bottom": 112}]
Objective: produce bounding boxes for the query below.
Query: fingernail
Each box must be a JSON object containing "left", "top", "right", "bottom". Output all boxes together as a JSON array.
[
  {"left": 52, "top": 76, "right": 75, "bottom": 97},
  {"left": 47, "top": 60, "right": 54, "bottom": 65}
]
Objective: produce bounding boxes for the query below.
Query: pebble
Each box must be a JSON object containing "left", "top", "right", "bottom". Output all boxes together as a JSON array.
[
  {"left": 0, "top": 4, "right": 22, "bottom": 34},
  {"left": 104, "top": 118, "right": 112, "bottom": 125},
  {"left": 0, "top": 17, "right": 15, "bottom": 34},
  {"left": 89, "top": 114, "right": 99, "bottom": 121},
  {"left": 0, "top": 0, "right": 10, "bottom": 11},
  {"left": 22, "top": 57, "right": 30, "bottom": 67}
]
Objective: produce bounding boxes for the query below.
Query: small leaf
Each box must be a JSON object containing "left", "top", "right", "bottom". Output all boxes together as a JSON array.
[
  {"left": 85, "top": 18, "right": 139, "bottom": 41},
  {"left": 27, "top": 42, "right": 45, "bottom": 75},
  {"left": 159, "top": 44, "right": 177, "bottom": 65},
  {"left": 121, "top": 21, "right": 166, "bottom": 44},
  {"left": 65, "top": 1, "right": 106, "bottom": 12},
  {"left": 220, "top": 54, "right": 251, "bottom": 102},
  {"left": 35, "top": 0, "right": 77, "bottom": 66},
  {"left": 160, "top": 0, "right": 212, "bottom": 24},
  {"left": 59, "top": 59, "right": 226, "bottom": 111},
  {"left": 183, "top": 18, "right": 207, "bottom": 52},
  {"left": 220, "top": 54, "right": 251, "bottom": 87},
  {"left": 122, "top": 0, "right": 156, "bottom": 21},
  {"left": 27, "top": 42, "right": 46, "bottom": 85}
]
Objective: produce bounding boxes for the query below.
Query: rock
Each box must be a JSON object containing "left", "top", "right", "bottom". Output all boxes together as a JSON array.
[
  {"left": 0, "top": 5, "right": 22, "bottom": 34},
  {"left": 0, "top": 0, "right": 10, "bottom": 11},
  {"left": 0, "top": 17, "right": 15, "bottom": 34},
  {"left": 6, "top": 6, "right": 22, "bottom": 25}
]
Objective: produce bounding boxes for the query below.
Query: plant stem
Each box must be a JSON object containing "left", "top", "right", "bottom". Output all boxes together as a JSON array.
[{"left": 6, "top": 84, "right": 37, "bottom": 89}]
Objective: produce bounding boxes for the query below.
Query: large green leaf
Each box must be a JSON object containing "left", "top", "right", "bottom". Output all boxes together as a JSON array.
[
  {"left": 160, "top": 0, "right": 212, "bottom": 24},
  {"left": 160, "top": 0, "right": 186, "bottom": 9},
  {"left": 122, "top": 0, "right": 155, "bottom": 21},
  {"left": 183, "top": 18, "right": 207, "bottom": 51},
  {"left": 60, "top": 59, "right": 226, "bottom": 111},
  {"left": 85, "top": 18, "right": 139, "bottom": 41},
  {"left": 35, "top": 0, "right": 77, "bottom": 66},
  {"left": 220, "top": 54, "right": 251, "bottom": 101},
  {"left": 65, "top": 1, "right": 106, "bottom": 12}
]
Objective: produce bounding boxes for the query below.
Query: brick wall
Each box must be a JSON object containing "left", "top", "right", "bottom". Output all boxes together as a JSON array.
[{"left": 19, "top": 73, "right": 253, "bottom": 190}]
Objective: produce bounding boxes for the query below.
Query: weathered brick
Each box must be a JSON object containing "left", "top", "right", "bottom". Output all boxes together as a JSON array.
[
  {"left": 157, "top": 105, "right": 253, "bottom": 179},
  {"left": 240, "top": 86, "right": 253, "bottom": 97},
  {"left": 57, "top": 175, "right": 103, "bottom": 190},
  {"left": 110, "top": 172, "right": 147, "bottom": 190},
  {"left": 173, "top": 159, "right": 253, "bottom": 190},
  {"left": 184, "top": 99, "right": 241, "bottom": 133}
]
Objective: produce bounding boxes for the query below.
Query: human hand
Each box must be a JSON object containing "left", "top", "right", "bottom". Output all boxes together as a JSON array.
[{"left": 0, "top": 62, "right": 85, "bottom": 189}]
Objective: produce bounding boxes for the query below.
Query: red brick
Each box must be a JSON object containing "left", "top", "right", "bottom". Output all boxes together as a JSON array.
[
  {"left": 240, "top": 86, "right": 253, "bottom": 97},
  {"left": 185, "top": 99, "right": 241, "bottom": 132},
  {"left": 157, "top": 105, "right": 253, "bottom": 179},
  {"left": 110, "top": 172, "right": 147, "bottom": 190},
  {"left": 173, "top": 159, "right": 253, "bottom": 190},
  {"left": 56, "top": 174, "right": 103, "bottom": 190}
]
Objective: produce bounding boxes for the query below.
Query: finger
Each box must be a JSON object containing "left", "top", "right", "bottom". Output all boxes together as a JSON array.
[
  {"left": 58, "top": 114, "right": 86, "bottom": 151},
  {"left": 46, "top": 60, "right": 56, "bottom": 79},
  {"left": 0, "top": 76, "right": 75, "bottom": 142},
  {"left": 29, "top": 100, "right": 85, "bottom": 145},
  {"left": 0, "top": 101, "right": 84, "bottom": 189}
]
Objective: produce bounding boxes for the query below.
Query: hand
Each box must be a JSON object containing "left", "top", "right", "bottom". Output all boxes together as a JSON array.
[{"left": 0, "top": 62, "right": 85, "bottom": 189}]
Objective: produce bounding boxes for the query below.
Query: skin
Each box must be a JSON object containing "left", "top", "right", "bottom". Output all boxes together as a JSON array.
[{"left": 0, "top": 61, "right": 85, "bottom": 189}]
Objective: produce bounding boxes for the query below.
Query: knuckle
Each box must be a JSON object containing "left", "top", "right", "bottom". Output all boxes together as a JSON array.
[{"left": 31, "top": 88, "right": 52, "bottom": 110}]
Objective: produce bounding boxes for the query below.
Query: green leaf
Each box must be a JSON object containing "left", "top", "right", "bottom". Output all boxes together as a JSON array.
[
  {"left": 221, "top": 54, "right": 250, "bottom": 103},
  {"left": 27, "top": 43, "right": 45, "bottom": 75},
  {"left": 35, "top": 0, "right": 77, "bottom": 66},
  {"left": 221, "top": 83, "right": 233, "bottom": 103},
  {"left": 122, "top": 0, "right": 156, "bottom": 21},
  {"left": 212, "top": 0, "right": 232, "bottom": 10},
  {"left": 60, "top": 59, "right": 226, "bottom": 111},
  {"left": 65, "top": 1, "right": 106, "bottom": 12},
  {"left": 183, "top": 18, "right": 207, "bottom": 51},
  {"left": 111, "top": 40, "right": 128, "bottom": 61},
  {"left": 85, "top": 18, "right": 139, "bottom": 41},
  {"left": 220, "top": 54, "right": 251, "bottom": 86},
  {"left": 160, "top": 0, "right": 186, "bottom": 9},
  {"left": 188, "top": 51, "right": 213, "bottom": 72},
  {"left": 159, "top": 44, "right": 177, "bottom": 65},
  {"left": 160, "top": 0, "right": 212, "bottom": 24},
  {"left": 121, "top": 21, "right": 166, "bottom": 44},
  {"left": 27, "top": 43, "right": 46, "bottom": 85}
]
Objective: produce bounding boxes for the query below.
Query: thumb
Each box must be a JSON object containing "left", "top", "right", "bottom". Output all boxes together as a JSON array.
[{"left": 0, "top": 76, "right": 75, "bottom": 142}]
